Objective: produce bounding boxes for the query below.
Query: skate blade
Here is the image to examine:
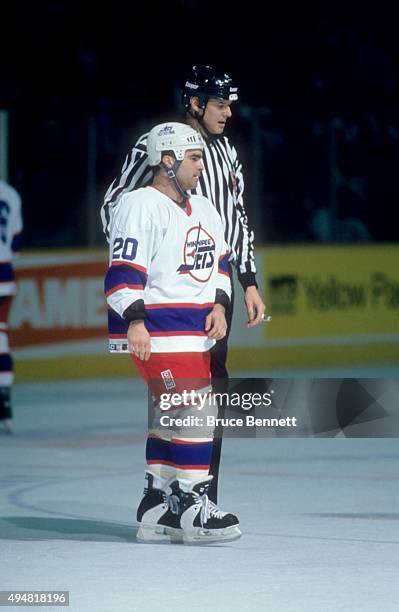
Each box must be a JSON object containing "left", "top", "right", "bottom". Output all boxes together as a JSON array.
[
  {"left": 183, "top": 526, "right": 242, "bottom": 545},
  {"left": 136, "top": 524, "right": 183, "bottom": 544}
]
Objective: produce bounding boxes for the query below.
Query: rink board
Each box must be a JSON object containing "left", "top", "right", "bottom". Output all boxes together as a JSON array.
[{"left": 9, "top": 246, "right": 399, "bottom": 381}]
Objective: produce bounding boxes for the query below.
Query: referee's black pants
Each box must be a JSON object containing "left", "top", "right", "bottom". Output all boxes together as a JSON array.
[{"left": 208, "top": 271, "right": 234, "bottom": 503}]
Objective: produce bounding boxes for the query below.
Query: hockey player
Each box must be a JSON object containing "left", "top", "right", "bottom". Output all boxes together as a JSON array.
[
  {"left": 0, "top": 180, "right": 23, "bottom": 432},
  {"left": 104, "top": 122, "right": 241, "bottom": 543},
  {"left": 101, "top": 65, "right": 266, "bottom": 504}
]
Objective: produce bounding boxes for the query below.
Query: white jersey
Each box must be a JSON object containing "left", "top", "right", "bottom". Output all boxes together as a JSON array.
[
  {"left": 0, "top": 180, "right": 23, "bottom": 296},
  {"left": 105, "top": 187, "right": 231, "bottom": 353},
  {"left": 101, "top": 131, "right": 257, "bottom": 286}
]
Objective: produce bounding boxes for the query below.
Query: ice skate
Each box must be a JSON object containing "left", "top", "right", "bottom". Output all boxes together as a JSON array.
[
  {"left": 179, "top": 476, "right": 241, "bottom": 544},
  {"left": 136, "top": 473, "right": 183, "bottom": 543},
  {"left": 0, "top": 388, "right": 12, "bottom": 434},
  {"left": 0, "top": 387, "right": 12, "bottom": 422}
]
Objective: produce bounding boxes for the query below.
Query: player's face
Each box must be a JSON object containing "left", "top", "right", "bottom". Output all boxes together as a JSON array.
[
  {"left": 202, "top": 99, "right": 233, "bottom": 135},
  {"left": 177, "top": 150, "right": 204, "bottom": 190}
]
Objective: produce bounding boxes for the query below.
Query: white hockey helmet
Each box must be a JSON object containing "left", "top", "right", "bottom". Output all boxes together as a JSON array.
[{"left": 147, "top": 122, "right": 204, "bottom": 166}]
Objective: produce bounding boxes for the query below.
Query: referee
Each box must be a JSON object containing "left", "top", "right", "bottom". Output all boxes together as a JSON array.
[{"left": 101, "top": 65, "right": 265, "bottom": 502}]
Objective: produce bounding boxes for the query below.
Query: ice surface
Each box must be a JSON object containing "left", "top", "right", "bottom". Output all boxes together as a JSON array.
[{"left": 1, "top": 377, "right": 399, "bottom": 611}]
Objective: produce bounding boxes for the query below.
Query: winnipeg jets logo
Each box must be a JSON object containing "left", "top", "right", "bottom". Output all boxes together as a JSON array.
[{"left": 177, "top": 223, "right": 216, "bottom": 282}]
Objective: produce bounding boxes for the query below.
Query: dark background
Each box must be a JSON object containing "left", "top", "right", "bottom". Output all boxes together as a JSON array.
[{"left": 1, "top": 0, "right": 398, "bottom": 247}]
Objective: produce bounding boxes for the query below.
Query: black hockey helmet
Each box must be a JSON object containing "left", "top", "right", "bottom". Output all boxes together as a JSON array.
[{"left": 182, "top": 65, "right": 239, "bottom": 109}]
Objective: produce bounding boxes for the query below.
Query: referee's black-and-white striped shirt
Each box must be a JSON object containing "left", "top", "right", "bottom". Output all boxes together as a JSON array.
[{"left": 101, "top": 132, "right": 257, "bottom": 288}]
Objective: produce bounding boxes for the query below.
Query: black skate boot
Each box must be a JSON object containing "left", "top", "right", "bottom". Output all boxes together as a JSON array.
[
  {"left": 136, "top": 472, "right": 183, "bottom": 543},
  {"left": 179, "top": 476, "right": 241, "bottom": 543},
  {"left": 0, "top": 387, "right": 12, "bottom": 433}
]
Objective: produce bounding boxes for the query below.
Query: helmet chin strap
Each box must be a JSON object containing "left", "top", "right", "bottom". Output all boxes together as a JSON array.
[{"left": 160, "top": 160, "right": 188, "bottom": 203}]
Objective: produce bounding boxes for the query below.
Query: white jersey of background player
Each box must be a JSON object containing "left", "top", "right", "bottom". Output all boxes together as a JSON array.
[
  {"left": 0, "top": 180, "right": 23, "bottom": 429},
  {"left": 104, "top": 123, "right": 241, "bottom": 543},
  {"left": 0, "top": 180, "right": 22, "bottom": 295}
]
